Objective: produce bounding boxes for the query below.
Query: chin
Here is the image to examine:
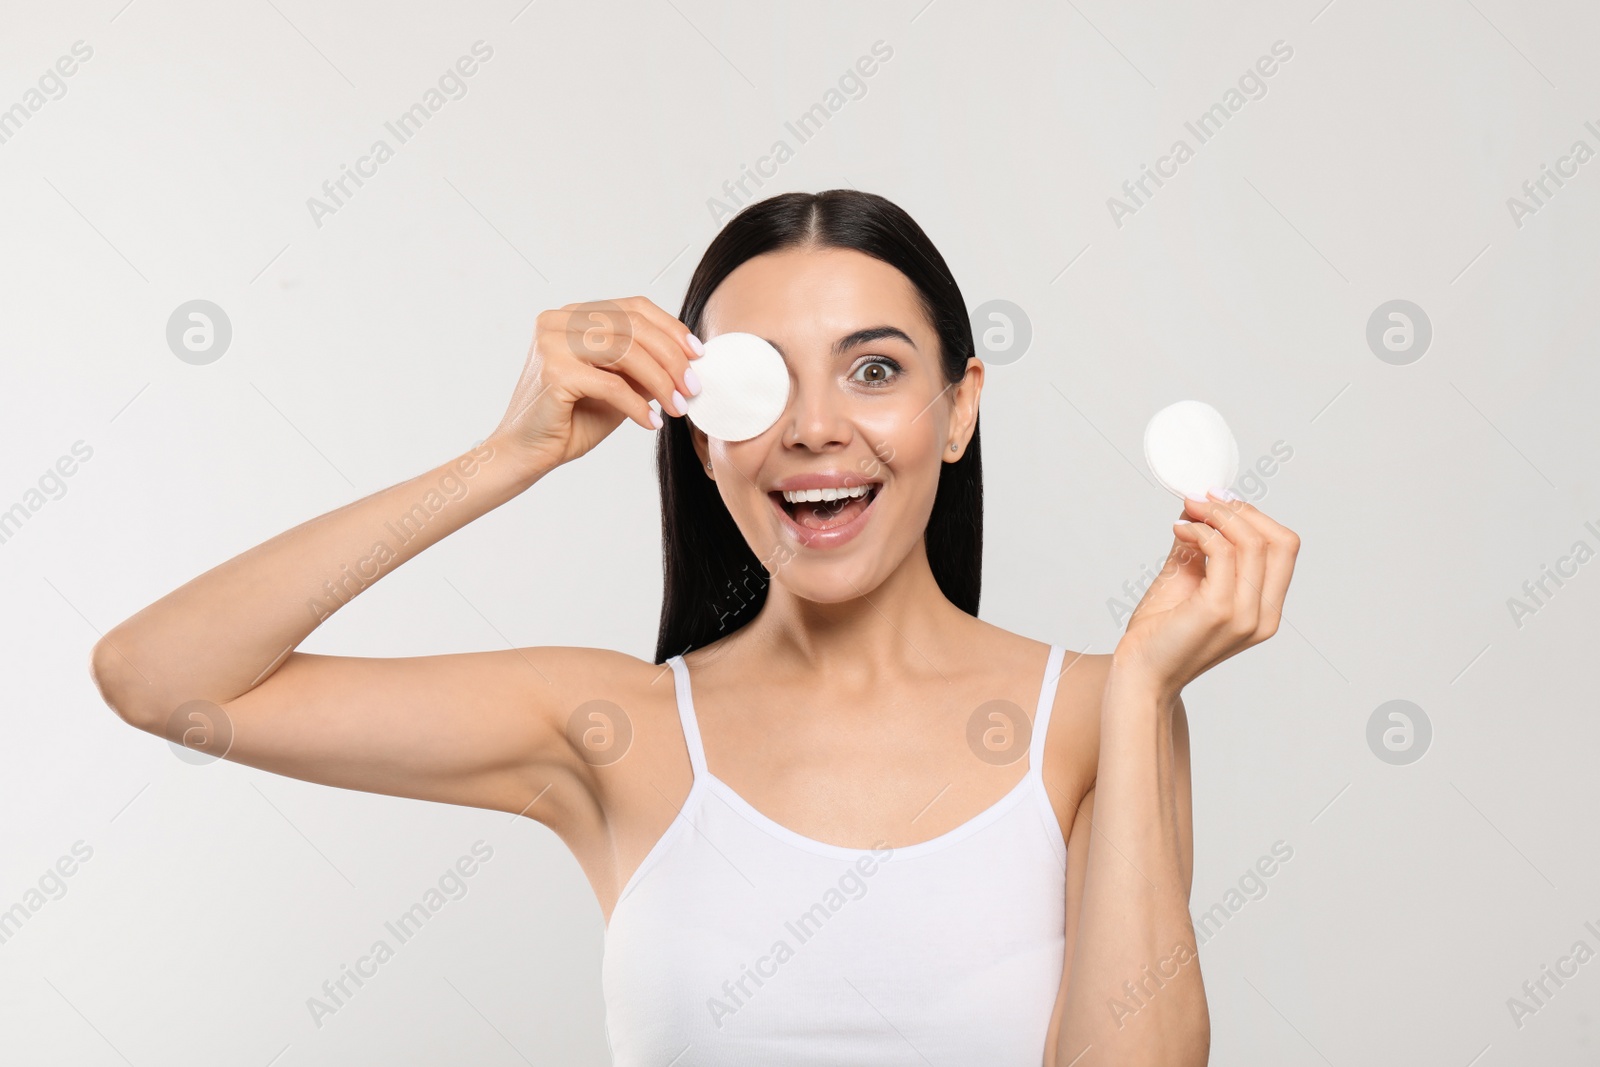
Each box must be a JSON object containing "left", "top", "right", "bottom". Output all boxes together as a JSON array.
[{"left": 771, "top": 565, "right": 885, "bottom": 605}]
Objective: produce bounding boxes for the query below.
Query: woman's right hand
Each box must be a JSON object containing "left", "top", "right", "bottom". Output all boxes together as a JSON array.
[{"left": 491, "top": 296, "right": 704, "bottom": 473}]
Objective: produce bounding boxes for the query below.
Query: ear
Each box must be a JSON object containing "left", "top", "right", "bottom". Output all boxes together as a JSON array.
[
  {"left": 945, "top": 357, "right": 985, "bottom": 461},
  {"left": 689, "top": 423, "right": 713, "bottom": 477}
]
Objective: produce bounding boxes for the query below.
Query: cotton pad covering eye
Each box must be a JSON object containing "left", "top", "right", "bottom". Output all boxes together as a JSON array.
[
  {"left": 1142, "top": 400, "right": 1240, "bottom": 501},
  {"left": 680, "top": 332, "right": 791, "bottom": 442}
]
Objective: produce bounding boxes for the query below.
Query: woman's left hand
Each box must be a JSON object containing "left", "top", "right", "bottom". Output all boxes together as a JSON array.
[{"left": 1112, "top": 490, "right": 1301, "bottom": 699}]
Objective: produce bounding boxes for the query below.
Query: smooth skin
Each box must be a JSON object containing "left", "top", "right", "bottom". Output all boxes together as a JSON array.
[{"left": 91, "top": 246, "right": 1298, "bottom": 1067}]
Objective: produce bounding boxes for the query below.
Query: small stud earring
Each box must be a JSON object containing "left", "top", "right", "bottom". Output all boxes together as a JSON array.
[{"left": 949, "top": 442, "right": 958, "bottom": 452}]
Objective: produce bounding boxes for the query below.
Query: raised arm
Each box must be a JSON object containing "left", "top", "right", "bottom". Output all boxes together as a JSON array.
[
  {"left": 1050, "top": 492, "right": 1300, "bottom": 1066},
  {"left": 89, "top": 297, "right": 705, "bottom": 832}
]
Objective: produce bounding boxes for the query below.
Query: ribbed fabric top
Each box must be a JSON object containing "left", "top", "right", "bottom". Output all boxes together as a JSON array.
[{"left": 601, "top": 644, "right": 1070, "bottom": 1066}]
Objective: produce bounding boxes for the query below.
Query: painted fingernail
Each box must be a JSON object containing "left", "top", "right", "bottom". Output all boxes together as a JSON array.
[
  {"left": 684, "top": 366, "right": 702, "bottom": 396},
  {"left": 649, "top": 408, "right": 663, "bottom": 430},
  {"left": 671, "top": 390, "right": 687, "bottom": 416},
  {"left": 1207, "top": 488, "right": 1240, "bottom": 502},
  {"left": 687, "top": 334, "right": 705, "bottom": 358}
]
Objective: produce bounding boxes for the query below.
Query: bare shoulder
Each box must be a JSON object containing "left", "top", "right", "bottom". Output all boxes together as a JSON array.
[
  {"left": 1038, "top": 646, "right": 1109, "bottom": 834},
  {"left": 961, "top": 622, "right": 1107, "bottom": 738},
  {"left": 513, "top": 644, "right": 687, "bottom": 773},
  {"left": 520, "top": 645, "right": 702, "bottom": 915},
  {"left": 513, "top": 643, "right": 662, "bottom": 702},
  {"left": 1046, "top": 648, "right": 1112, "bottom": 772},
  {"left": 964, "top": 620, "right": 1109, "bottom": 823},
  {"left": 513, "top": 643, "right": 696, "bottom": 831},
  {"left": 473, "top": 645, "right": 682, "bottom": 827}
]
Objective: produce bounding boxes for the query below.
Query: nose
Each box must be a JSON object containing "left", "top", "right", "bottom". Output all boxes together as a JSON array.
[{"left": 778, "top": 369, "right": 853, "bottom": 453}]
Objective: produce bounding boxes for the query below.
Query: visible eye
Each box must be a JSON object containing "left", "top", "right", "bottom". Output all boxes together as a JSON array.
[{"left": 850, "top": 356, "right": 903, "bottom": 387}]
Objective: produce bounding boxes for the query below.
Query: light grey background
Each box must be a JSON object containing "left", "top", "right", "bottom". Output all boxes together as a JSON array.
[{"left": 3, "top": 0, "right": 1597, "bottom": 1063}]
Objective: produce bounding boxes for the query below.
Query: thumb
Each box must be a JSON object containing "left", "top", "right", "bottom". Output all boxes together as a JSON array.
[{"left": 1156, "top": 519, "right": 1208, "bottom": 586}]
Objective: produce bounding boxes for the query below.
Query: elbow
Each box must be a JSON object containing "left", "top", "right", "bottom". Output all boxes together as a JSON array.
[{"left": 89, "top": 631, "right": 159, "bottom": 732}]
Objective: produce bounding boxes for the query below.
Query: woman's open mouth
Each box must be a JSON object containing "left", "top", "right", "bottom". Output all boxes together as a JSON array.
[{"left": 767, "top": 481, "right": 882, "bottom": 549}]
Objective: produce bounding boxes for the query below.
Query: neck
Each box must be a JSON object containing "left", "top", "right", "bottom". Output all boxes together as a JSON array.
[{"left": 736, "top": 541, "right": 969, "bottom": 686}]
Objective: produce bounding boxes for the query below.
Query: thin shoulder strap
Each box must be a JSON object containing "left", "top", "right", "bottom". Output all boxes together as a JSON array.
[
  {"left": 1028, "top": 644, "right": 1069, "bottom": 775},
  {"left": 667, "top": 655, "right": 708, "bottom": 780}
]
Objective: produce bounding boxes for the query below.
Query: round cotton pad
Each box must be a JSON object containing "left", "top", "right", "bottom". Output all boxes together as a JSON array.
[
  {"left": 681, "top": 332, "right": 790, "bottom": 442},
  {"left": 1143, "top": 400, "right": 1240, "bottom": 501}
]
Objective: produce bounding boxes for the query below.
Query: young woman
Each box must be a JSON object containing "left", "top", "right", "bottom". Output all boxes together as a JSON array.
[{"left": 92, "top": 190, "right": 1298, "bottom": 1066}]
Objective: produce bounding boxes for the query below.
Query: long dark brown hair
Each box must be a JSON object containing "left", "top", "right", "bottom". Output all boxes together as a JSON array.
[{"left": 653, "top": 190, "right": 982, "bottom": 663}]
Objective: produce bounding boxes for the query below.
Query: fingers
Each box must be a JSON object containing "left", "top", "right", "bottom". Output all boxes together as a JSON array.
[
  {"left": 1159, "top": 524, "right": 1207, "bottom": 586},
  {"left": 1172, "top": 512, "right": 1234, "bottom": 616},
  {"left": 1202, "top": 492, "right": 1267, "bottom": 633},
  {"left": 551, "top": 300, "right": 701, "bottom": 419},
  {"left": 567, "top": 359, "right": 659, "bottom": 431},
  {"left": 1237, "top": 500, "right": 1300, "bottom": 637},
  {"left": 570, "top": 295, "right": 703, "bottom": 376},
  {"left": 622, "top": 314, "right": 702, "bottom": 416},
  {"left": 1182, "top": 493, "right": 1300, "bottom": 640},
  {"left": 1179, "top": 495, "right": 1257, "bottom": 634},
  {"left": 612, "top": 296, "right": 705, "bottom": 363}
]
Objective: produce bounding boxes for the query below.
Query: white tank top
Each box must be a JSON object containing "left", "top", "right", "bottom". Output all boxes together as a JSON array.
[{"left": 601, "top": 644, "right": 1070, "bottom": 1066}]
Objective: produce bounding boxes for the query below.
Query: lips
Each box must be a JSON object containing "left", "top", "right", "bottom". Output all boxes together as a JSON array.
[{"left": 768, "top": 482, "right": 882, "bottom": 549}]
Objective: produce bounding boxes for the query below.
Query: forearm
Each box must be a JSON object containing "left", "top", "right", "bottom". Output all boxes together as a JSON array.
[
  {"left": 91, "top": 436, "right": 546, "bottom": 721},
  {"left": 1058, "top": 673, "right": 1208, "bottom": 1065}
]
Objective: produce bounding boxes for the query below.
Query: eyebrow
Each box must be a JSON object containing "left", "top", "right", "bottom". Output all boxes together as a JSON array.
[{"left": 766, "top": 326, "right": 917, "bottom": 360}]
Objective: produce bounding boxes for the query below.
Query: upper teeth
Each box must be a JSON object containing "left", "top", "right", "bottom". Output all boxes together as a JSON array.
[{"left": 781, "top": 484, "right": 875, "bottom": 504}]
